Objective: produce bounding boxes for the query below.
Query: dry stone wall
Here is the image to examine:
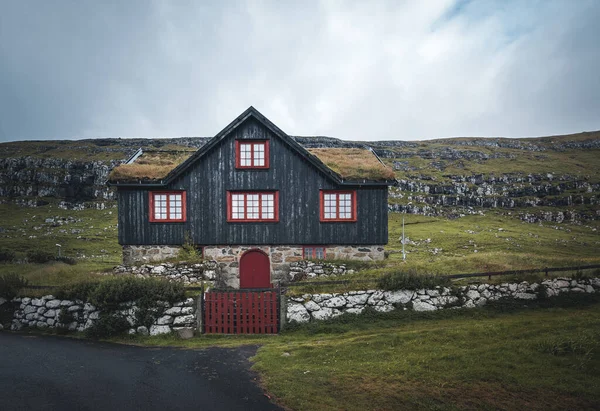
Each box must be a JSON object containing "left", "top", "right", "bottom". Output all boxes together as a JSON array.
[
  {"left": 286, "top": 277, "right": 600, "bottom": 323},
  {"left": 8, "top": 295, "right": 197, "bottom": 336},
  {"left": 113, "top": 261, "right": 218, "bottom": 285}
]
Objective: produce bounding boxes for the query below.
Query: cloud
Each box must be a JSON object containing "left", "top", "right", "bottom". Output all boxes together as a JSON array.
[{"left": 0, "top": 0, "right": 599, "bottom": 141}]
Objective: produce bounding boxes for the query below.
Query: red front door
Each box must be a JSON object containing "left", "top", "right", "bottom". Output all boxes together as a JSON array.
[{"left": 239, "top": 249, "right": 271, "bottom": 288}]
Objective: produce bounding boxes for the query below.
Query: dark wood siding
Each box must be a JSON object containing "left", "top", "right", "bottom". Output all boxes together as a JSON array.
[{"left": 118, "top": 118, "right": 388, "bottom": 246}]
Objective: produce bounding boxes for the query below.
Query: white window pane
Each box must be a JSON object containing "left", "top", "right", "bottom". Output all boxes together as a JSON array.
[
  {"left": 316, "top": 248, "right": 324, "bottom": 259},
  {"left": 305, "top": 248, "right": 312, "bottom": 258}
]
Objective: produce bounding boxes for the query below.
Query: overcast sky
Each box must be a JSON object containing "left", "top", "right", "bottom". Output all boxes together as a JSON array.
[{"left": 1, "top": 0, "right": 599, "bottom": 142}]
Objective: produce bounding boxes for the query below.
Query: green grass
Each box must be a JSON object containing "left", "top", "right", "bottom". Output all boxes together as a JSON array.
[
  {"left": 99, "top": 294, "right": 600, "bottom": 410},
  {"left": 386, "top": 212, "right": 600, "bottom": 274}
]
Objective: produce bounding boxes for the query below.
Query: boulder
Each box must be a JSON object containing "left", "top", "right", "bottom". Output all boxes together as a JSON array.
[
  {"left": 287, "top": 303, "right": 310, "bottom": 323},
  {"left": 136, "top": 326, "right": 149, "bottom": 335},
  {"left": 24, "top": 305, "right": 37, "bottom": 315},
  {"left": 311, "top": 307, "right": 334, "bottom": 321},
  {"left": 45, "top": 299, "right": 61, "bottom": 309},
  {"left": 31, "top": 298, "right": 44, "bottom": 307},
  {"left": 321, "top": 296, "right": 347, "bottom": 308},
  {"left": 156, "top": 315, "right": 174, "bottom": 325},
  {"left": 44, "top": 309, "right": 56, "bottom": 318},
  {"left": 412, "top": 301, "right": 437, "bottom": 312},
  {"left": 176, "top": 328, "right": 194, "bottom": 340},
  {"left": 345, "top": 293, "right": 370, "bottom": 306},
  {"left": 383, "top": 290, "right": 414, "bottom": 305},
  {"left": 149, "top": 325, "right": 171, "bottom": 336},
  {"left": 180, "top": 306, "right": 194, "bottom": 315},
  {"left": 465, "top": 290, "right": 480, "bottom": 300},
  {"left": 303, "top": 300, "right": 321, "bottom": 312},
  {"left": 164, "top": 307, "right": 182, "bottom": 315},
  {"left": 345, "top": 307, "right": 365, "bottom": 315},
  {"left": 173, "top": 315, "right": 195, "bottom": 326}
]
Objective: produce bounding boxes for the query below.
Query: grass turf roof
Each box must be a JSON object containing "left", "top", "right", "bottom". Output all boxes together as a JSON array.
[
  {"left": 109, "top": 147, "right": 394, "bottom": 183},
  {"left": 308, "top": 148, "right": 395, "bottom": 181},
  {"left": 108, "top": 150, "right": 194, "bottom": 183}
]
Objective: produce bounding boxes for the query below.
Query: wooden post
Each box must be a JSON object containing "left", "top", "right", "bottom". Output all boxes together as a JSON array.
[{"left": 278, "top": 281, "right": 286, "bottom": 332}]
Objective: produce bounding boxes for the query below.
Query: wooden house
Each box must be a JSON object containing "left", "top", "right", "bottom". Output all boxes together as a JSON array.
[{"left": 108, "top": 107, "right": 394, "bottom": 288}]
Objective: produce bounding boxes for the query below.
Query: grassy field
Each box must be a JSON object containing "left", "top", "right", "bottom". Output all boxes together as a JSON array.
[
  {"left": 0, "top": 200, "right": 120, "bottom": 286},
  {"left": 105, "top": 294, "right": 600, "bottom": 410},
  {"left": 0, "top": 199, "right": 598, "bottom": 288}
]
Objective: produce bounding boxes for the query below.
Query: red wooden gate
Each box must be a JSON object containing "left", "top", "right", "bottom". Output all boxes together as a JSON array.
[{"left": 203, "top": 290, "right": 279, "bottom": 334}]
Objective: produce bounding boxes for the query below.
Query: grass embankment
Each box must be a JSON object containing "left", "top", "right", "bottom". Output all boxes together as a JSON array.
[{"left": 110, "top": 294, "right": 600, "bottom": 410}]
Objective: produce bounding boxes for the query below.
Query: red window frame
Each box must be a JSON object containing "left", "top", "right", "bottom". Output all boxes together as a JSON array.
[
  {"left": 235, "top": 140, "right": 270, "bottom": 169},
  {"left": 320, "top": 190, "right": 357, "bottom": 222},
  {"left": 149, "top": 191, "right": 187, "bottom": 222},
  {"left": 303, "top": 246, "right": 326, "bottom": 259},
  {"left": 227, "top": 191, "right": 279, "bottom": 222}
]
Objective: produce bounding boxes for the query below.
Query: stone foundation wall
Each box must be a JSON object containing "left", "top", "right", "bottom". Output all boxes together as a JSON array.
[
  {"left": 8, "top": 295, "right": 197, "bottom": 336},
  {"left": 203, "top": 246, "right": 304, "bottom": 288},
  {"left": 286, "top": 277, "right": 600, "bottom": 323},
  {"left": 324, "top": 245, "right": 385, "bottom": 261},
  {"left": 122, "top": 245, "right": 181, "bottom": 265},
  {"left": 121, "top": 244, "right": 385, "bottom": 288},
  {"left": 113, "top": 261, "right": 218, "bottom": 285}
]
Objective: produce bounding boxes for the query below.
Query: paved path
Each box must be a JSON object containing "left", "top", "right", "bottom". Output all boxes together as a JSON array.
[{"left": 0, "top": 333, "right": 282, "bottom": 411}]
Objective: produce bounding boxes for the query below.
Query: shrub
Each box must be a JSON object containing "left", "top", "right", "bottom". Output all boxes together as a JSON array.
[
  {"left": 377, "top": 269, "right": 450, "bottom": 291},
  {"left": 0, "top": 273, "right": 29, "bottom": 299},
  {"left": 85, "top": 313, "right": 131, "bottom": 339},
  {"left": 177, "top": 232, "right": 203, "bottom": 262},
  {"left": 55, "top": 280, "right": 100, "bottom": 302},
  {"left": 0, "top": 248, "right": 16, "bottom": 263},
  {"left": 26, "top": 249, "right": 55, "bottom": 264},
  {"left": 55, "top": 277, "right": 185, "bottom": 310}
]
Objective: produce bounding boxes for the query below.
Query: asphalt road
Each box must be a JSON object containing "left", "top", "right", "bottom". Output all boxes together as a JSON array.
[{"left": 0, "top": 333, "right": 282, "bottom": 411}]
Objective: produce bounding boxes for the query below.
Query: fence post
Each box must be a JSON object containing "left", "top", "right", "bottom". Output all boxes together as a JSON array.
[
  {"left": 196, "top": 282, "right": 205, "bottom": 334},
  {"left": 278, "top": 281, "right": 286, "bottom": 332}
]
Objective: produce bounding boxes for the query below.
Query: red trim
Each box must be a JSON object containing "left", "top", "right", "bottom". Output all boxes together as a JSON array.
[
  {"left": 302, "top": 246, "right": 327, "bottom": 259},
  {"left": 149, "top": 191, "right": 187, "bottom": 222},
  {"left": 235, "top": 140, "right": 270, "bottom": 169},
  {"left": 226, "top": 191, "right": 279, "bottom": 222},
  {"left": 319, "top": 190, "right": 357, "bottom": 222}
]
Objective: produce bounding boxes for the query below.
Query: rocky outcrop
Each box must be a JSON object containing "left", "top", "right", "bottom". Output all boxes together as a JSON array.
[
  {"left": 0, "top": 157, "right": 122, "bottom": 201},
  {"left": 286, "top": 277, "right": 600, "bottom": 323}
]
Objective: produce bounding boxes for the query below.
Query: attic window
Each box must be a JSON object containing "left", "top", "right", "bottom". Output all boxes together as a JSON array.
[
  {"left": 149, "top": 191, "right": 186, "bottom": 222},
  {"left": 320, "top": 190, "right": 357, "bottom": 222},
  {"left": 227, "top": 191, "right": 279, "bottom": 222},
  {"left": 236, "top": 140, "right": 269, "bottom": 169}
]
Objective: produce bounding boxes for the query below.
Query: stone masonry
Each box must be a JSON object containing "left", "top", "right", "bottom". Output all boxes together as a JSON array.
[
  {"left": 122, "top": 244, "right": 385, "bottom": 288},
  {"left": 286, "top": 277, "right": 600, "bottom": 323},
  {"left": 9, "top": 295, "right": 197, "bottom": 336},
  {"left": 122, "top": 245, "right": 181, "bottom": 265}
]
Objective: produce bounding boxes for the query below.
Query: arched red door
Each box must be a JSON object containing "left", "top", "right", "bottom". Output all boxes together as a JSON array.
[{"left": 239, "top": 249, "right": 271, "bottom": 289}]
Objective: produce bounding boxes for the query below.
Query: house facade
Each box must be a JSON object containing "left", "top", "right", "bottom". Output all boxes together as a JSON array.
[{"left": 108, "top": 107, "right": 392, "bottom": 288}]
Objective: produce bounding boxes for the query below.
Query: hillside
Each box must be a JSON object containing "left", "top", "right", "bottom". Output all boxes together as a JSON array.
[{"left": 0, "top": 131, "right": 598, "bottom": 224}]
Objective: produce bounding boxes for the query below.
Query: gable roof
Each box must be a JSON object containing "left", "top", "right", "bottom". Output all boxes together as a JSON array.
[{"left": 108, "top": 106, "right": 394, "bottom": 186}]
